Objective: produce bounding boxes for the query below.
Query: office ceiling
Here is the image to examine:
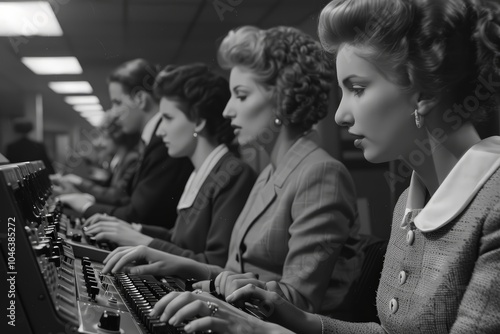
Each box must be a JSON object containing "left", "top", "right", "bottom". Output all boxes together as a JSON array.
[{"left": 0, "top": 0, "right": 330, "bottom": 128}]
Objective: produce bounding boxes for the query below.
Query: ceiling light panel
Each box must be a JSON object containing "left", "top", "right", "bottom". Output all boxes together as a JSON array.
[
  {"left": 64, "top": 96, "right": 100, "bottom": 105},
  {"left": 22, "top": 57, "right": 83, "bottom": 75},
  {"left": 0, "top": 2, "right": 63, "bottom": 36},
  {"left": 73, "top": 104, "right": 103, "bottom": 112},
  {"left": 49, "top": 81, "right": 93, "bottom": 94}
]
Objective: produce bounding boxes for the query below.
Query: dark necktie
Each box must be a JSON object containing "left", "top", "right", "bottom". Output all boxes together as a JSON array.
[{"left": 130, "top": 139, "right": 146, "bottom": 191}]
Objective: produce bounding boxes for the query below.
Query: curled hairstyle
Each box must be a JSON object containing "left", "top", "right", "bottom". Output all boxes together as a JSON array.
[
  {"left": 318, "top": 0, "right": 500, "bottom": 123},
  {"left": 108, "top": 58, "right": 161, "bottom": 100},
  {"left": 154, "top": 63, "right": 234, "bottom": 146},
  {"left": 218, "top": 26, "right": 335, "bottom": 131}
]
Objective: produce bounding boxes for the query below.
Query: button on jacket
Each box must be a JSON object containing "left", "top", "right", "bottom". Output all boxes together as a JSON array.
[{"left": 320, "top": 136, "right": 500, "bottom": 333}]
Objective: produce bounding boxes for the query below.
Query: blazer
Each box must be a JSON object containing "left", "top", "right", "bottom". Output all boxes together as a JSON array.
[
  {"left": 77, "top": 147, "right": 140, "bottom": 206},
  {"left": 207, "top": 132, "right": 364, "bottom": 314},
  {"left": 140, "top": 152, "right": 256, "bottom": 267},
  {"left": 83, "top": 131, "right": 193, "bottom": 228},
  {"left": 320, "top": 137, "right": 500, "bottom": 334}
]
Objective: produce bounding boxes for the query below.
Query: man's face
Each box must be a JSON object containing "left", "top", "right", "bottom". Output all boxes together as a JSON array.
[{"left": 108, "top": 82, "right": 143, "bottom": 134}]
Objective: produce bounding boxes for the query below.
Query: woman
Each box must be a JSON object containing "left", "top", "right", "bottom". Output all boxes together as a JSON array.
[
  {"left": 83, "top": 63, "right": 256, "bottom": 267},
  {"left": 102, "top": 26, "right": 363, "bottom": 315},
  {"left": 53, "top": 108, "right": 141, "bottom": 206},
  {"left": 58, "top": 59, "right": 193, "bottom": 227},
  {"left": 148, "top": 0, "right": 500, "bottom": 333}
]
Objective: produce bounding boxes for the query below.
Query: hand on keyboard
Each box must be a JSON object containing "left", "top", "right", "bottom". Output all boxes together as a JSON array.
[
  {"left": 149, "top": 290, "right": 278, "bottom": 334},
  {"left": 84, "top": 220, "right": 153, "bottom": 247}
]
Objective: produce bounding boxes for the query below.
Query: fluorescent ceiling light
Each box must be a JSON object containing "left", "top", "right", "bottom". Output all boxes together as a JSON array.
[
  {"left": 78, "top": 110, "right": 104, "bottom": 117},
  {"left": 49, "top": 81, "right": 93, "bottom": 94},
  {"left": 85, "top": 114, "right": 105, "bottom": 127},
  {"left": 65, "top": 96, "right": 100, "bottom": 105},
  {"left": 22, "top": 57, "right": 83, "bottom": 75},
  {"left": 0, "top": 2, "right": 63, "bottom": 36},
  {"left": 73, "top": 104, "right": 103, "bottom": 112}
]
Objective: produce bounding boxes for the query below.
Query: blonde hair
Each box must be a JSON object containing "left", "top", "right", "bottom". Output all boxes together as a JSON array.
[{"left": 218, "top": 26, "right": 335, "bottom": 131}]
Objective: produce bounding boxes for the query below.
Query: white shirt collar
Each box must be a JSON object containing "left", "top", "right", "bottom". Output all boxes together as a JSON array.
[
  {"left": 402, "top": 136, "right": 500, "bottom": 232},
  {"left": 177, "top": 144, "right": 229, "bottom": 211},
  {"left": 141, "top": 111, "right": 162, "bottom": 146}
]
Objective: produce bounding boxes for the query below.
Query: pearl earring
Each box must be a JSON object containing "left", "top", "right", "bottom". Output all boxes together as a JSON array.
[
  {"left": 274, "top": 118, "right": 282, "bottom": 126},
  {"left": 193, "top": 132, "right": 198, "bottom": 138}
]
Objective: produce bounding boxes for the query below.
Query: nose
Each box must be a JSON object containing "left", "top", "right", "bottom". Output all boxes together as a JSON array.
[
  {"left": 156, "top": 118, "right": 167, "bottom": 136},
  {"left": 113, "top": 106, "right": 125, "bottom": 121},
  {"left": 222, "top": 99, "right": 235, "bottom": 119},
  {"left": 334, "top": 97, "right": 354, "bottom": 128}
]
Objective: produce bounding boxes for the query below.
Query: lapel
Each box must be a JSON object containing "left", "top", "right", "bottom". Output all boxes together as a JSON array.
[
  {"left": 131, "top": 119, "right": 163, "bottom": 189},
  {"left": 234, "top": 131, "right": 320, "bottom": 245}
]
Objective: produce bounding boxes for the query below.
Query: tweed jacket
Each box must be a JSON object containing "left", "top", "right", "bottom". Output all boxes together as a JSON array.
[
  {"left": 83, "top": 120, "right": 193, "bottom": 228},
  {"left": 140, "top": 151, "right": 256, "bottom": 267},
  {"left": 321, "top": 136, "right": 500, "bottom": 333},
  {"left": 207, "top": 132, "right": 364, "bottom": 314},
  {"left": 77, "top": 148, "right": 140, "bottom": 206}
]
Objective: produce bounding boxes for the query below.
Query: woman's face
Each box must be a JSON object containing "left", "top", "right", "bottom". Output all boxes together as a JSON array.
[
  {"left": 223, "top": 66, "right": 276, "bottom": 146},
  {"left": 335, "top": 45, "right": 420, "bottom": 163},
  {"left": 157, "top": 97, "right": 197, "bottom": 158}
]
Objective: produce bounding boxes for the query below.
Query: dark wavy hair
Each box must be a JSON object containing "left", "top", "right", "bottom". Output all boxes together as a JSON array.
[
  {"left": 108, "top": 58, "right": 161, "bottom": 101},
  {"left": 318, "top": 0, "right": 500, "bottom": 123},
  {"left": 218, "top": 26, "right": 335, "bottom": 132},
  {"left": 153, "top": 63, "right": 234, "bottom": 146}
]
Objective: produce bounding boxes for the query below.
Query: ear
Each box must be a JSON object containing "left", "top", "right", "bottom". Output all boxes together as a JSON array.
[
  {"left": 194, "top": 118, "right": 207, "bottom": 134},
  {"left": 133, "top": 90, "right": 148, "bottom": 110},
  {"left": 416, "top": 93, "right": 439, "bottom": 116}
]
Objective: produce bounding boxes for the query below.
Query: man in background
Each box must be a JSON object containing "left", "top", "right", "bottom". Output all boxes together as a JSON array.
[
  {"left": 5, "top": 118, "right": 55, "bottom": 174},
  {"left": 60, "top": 59, "right": 193, "bottom": 228}
]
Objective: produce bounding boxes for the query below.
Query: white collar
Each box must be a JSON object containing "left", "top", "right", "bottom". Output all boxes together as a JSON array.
[
  {"left": 402, "top": 136, "right": 500, "bottom": 232},
  {"left": 177, "top": 144, "right": 229, "bottom": 211},
  {"left": 141, "top": 111, "right": 162, "bottom": 146}
]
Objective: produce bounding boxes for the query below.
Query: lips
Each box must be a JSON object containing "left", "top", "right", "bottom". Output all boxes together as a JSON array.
[
  {"left": 348, "top": 132, "right": 364, "bottom": 149},
  {"left": 231, "top": 124, "right": 242, "bottom": 135},
  {"left": 353, "top": 138, "right": 363, "bottom": 149},
  {"left": 348, "top": 131, "right": 363, "bottom": 139}
]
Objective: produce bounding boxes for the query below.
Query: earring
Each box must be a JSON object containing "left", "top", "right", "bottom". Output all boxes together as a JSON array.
[
  {"left": 274, "top": 118, "right": 282, "bottom": 126},
  {"left": 193, "top": 132, "right": 198, "bottom": 138},
  {"left": 414, "top": 109, "right": 424, "bottom": 129}
]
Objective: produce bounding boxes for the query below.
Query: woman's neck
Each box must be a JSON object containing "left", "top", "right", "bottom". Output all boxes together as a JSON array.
[
  {"left": 190, "top": 137, "right": 219, "bottom": 172},
  {"left": 408, "top": 122, "right": 481, "bottom": 196},
  {"left": 264, "top": 127, "right": 305, "bottom": 168}
]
